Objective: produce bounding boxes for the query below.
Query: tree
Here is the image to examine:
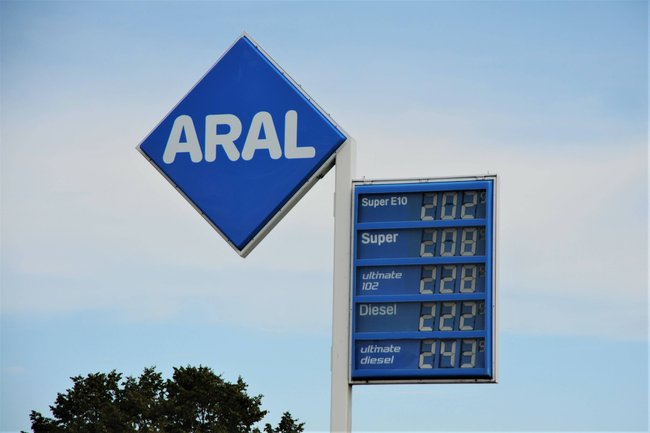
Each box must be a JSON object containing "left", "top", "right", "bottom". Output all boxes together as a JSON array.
[
  {"left": 27, "top": 366, "right": 303, "bottom": 433},
  {"left": 164, "top": 366, "right": 266, "bottom": 433},
  {"left": 30, "top": 371, "right": 127, "bottom": 433},
  {"left": 263, "top": 412, "right": 305, "bottom": 433},
  {"left": 120, "top": 367, "right": 166, "bottom": 432}
]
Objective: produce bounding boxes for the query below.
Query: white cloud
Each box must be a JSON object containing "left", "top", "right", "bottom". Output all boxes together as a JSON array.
[
  {"left": 349, "top": 109, "right": 648, "bottom": 339},
  {"left": 3, "top": 366, "right": 26, "bottom": 375},
  {"left": 1, "top": 90, "right": 647, "bottom": 341},
  {"left": 1, "top": 103, "right": 338, "bottom": 333}
]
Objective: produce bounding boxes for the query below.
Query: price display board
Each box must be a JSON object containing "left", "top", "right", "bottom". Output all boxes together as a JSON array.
[{"left": 350, "top": 177, "right": 497, "bottom": 383}]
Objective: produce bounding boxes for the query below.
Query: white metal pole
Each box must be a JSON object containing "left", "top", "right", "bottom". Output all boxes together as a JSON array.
[{"left": 330, "top": 138, "right": 356, "bottom": 433}]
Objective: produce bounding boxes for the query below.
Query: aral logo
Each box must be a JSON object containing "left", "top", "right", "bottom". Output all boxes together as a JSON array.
[
  {"left": 137, "top": 34, "right": 347, "bottom": 256},
  {"left": 163, "top": 110, "right": 315, "bottom": 164}
]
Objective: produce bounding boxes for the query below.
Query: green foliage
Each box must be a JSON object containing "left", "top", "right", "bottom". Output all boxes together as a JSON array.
[
  {"left": 28, "top": 366, "right": 303, "bottom": 433},
  {"left": 30, "top": 371, "right": 127, "bottom": 433},
  {"left": 263, "top": 412, "right": 305, "bottom": 433}
]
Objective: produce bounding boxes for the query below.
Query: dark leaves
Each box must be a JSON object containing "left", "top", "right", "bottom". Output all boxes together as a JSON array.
[{"left": 29, "top": 366, "right": 303, "bottom": 433}]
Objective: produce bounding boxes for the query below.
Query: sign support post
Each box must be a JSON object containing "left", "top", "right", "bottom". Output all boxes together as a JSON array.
[{"left": 331, "top": 138, "right": 356, "bottom": 433}]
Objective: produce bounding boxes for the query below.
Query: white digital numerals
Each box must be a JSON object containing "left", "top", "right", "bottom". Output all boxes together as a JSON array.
[
  {"left": 440, "top": 266, "right": 457, "bottom": 293},
  {"left": 419, "top": 264, "right": 483, "bottom": 294},
  {"left": 420, "top": 228, "right": 483, "bottom": 257},
  {"left": 440, "top": 340, "right": 457, "bottom": 367},
  {"left": 460, "top": 228, "right": 477, "bottom": 256},
  {"left": 461, "top": 340, "right": 477, "bottom": 368},
  {"left": 459, "top": 302, "right": 478, "bottom": 330},
  {"left": 420, "top": 229, "right": 436, "bottom": 257},
  {"left": 417, "top": 301, "right": 484, "bottom": 332},
  {"left": 419, "top": 266, "right": 436, "bottom": 294},
  {"left": 440, "top": 229, "right": 457, "bottom": 256},
  {"left": 460, "top": 265, "right": 477, "bottom": 293},
  {"left": 418, "top": 303, "right": 436, "bottom": 331},
  {"left": 421, "top": 193, "right": 437, "bottom": 220},
  {"left": 461, "top": 191, "right": 478, "bottom": 219},
  {"left": 438, "top": 302, "right": 457, "bottom": 331},
  {"left": 441, "top": 192, "right": 458, "bottom": 220},
  {"left": 420, "top": 190, "right": 485, "bottom": 220},
  {"left": 418, "top": 339, "right": 483, "bottom": 369},
  {"left": 419, "top": 340, "right": 436, "bottom": 368}
]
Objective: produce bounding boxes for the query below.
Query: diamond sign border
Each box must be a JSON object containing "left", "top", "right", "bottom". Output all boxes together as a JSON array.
[{"left": 137, "top": 32, "right": 350, "bottom": 257}]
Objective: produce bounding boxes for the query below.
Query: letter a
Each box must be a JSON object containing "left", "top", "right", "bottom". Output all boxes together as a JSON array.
[
  {"left": 241, "top": 112, "right": 282, "bottom": 160},
  {"left": 163, "top": 115, "right": 202, "bottom": 164}
]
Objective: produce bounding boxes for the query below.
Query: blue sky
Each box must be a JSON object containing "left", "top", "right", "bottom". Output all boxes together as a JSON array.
[{"left": 1, "top": 1, "right": 648, "bottom": 432}]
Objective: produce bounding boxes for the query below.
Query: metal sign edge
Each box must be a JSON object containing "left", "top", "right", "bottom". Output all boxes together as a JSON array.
[{"left": 242, "top": 31, "right": 352, "bottom": 140}]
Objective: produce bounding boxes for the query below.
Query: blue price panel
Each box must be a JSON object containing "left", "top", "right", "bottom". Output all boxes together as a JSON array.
[{"left": 351, "top": 178, "right": 496, "bottom": 383}]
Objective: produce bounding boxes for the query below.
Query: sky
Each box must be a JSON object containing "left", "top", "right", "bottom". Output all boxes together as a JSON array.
[{"left": 1, "top": 0, "right": 648, "bottom": 432}]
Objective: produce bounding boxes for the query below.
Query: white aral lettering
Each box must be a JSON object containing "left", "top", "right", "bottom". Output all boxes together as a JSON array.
[
  {"left": 204, "top": 114, "right": 242, "bottom": 162},
  {"left": 242, "top": 111, "right": 282, "bottom": 161},
  {"left": 162, "top": 110, "right": 315, "bottom": 164},
  {"left": 163, "top": 115, "right": 203, "bottom": 164},
  {"left": 283, "top": 111, "right": 315, "bottom": 159}
]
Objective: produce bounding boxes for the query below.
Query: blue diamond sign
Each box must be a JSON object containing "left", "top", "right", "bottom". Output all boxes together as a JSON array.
[{"left": 138, "top": 34, "right": 349, "bottom": 257}]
